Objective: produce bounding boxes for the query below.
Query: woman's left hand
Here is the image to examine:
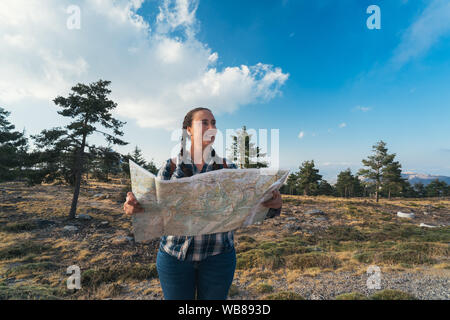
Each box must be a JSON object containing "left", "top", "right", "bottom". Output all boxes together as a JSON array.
[{"left": 262, "top": 190, "right": 282, "bottom": 209}]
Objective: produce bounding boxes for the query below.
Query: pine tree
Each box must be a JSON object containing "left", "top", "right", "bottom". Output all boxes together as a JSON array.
[
  {"left": 228, "top": 126, "right": 268, "bottom": 168},
  {"left": 46, "top": 80, "right": 127, "bottom": 219},
  {"left": 0, "top": 107, "right": 28, "bottom": 181},
  {"left": 335, "top": 169, "right": 362, "bottom": 198},
  {"left": 297, "top": 160, "right": 322, "bottom": 196},
  {"left": 143, "top": 160, "right": 159, "bottom": 175},
  {"left": 358, "top": 140, "right": 395, "bottom": 202},
  {"left": 131, "top": 146, "right": 146, "bottom": 166},
  {"left": 90, "top": 146, "right": 121, "bottom": 181},
  {"left": 31, "top": 127, "right": 77, "bottom": 185},
  {"left": 425, "top": 179, "right": 448, "bottom": 197},
  {"left": 413, "top": 182, "right": 426, "bottom": 198},
  {"left": 120, "top": 146, "right": 159, "bottom": 176},
  {"left": 382, "top": 160, "right": 405, "bottom": 199},
  {"left": 281, "top": 172, "right": 299, "bottom": 195},
  {"left": 360, "top": 180, "right": 376, "bottom": 198},
  {"left": 402, "top": 181, "right": 418, "bottom": 198},
  {"left": 318, "top": 179, "right": 334, "bottom": 196}
]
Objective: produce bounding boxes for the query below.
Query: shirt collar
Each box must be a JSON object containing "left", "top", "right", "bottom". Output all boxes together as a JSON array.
[{"left": 176, "top": 146, "right": 223, "bottom": 167}]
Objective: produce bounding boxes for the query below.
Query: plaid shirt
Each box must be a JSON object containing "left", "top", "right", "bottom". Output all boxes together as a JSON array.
[{"left": 157, "top": 148, "right": 281, "bottom": 261}]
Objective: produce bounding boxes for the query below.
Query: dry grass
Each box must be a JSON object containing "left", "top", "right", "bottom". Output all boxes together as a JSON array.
[
  {"left": 1, "top": 180, "right": 449, "bottom": 299},
  {"left": 262, "top": 291, "right": 305, "bottom": 300}
]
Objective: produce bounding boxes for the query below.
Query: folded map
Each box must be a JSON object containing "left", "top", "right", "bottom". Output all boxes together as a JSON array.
[{"left": 129, "top": 160, "right": 289, "bottom": 242}]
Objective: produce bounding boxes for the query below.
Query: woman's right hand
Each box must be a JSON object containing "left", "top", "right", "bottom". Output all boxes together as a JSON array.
[{"left": 123, "top": 192, "right": 144, "bottom": 216}]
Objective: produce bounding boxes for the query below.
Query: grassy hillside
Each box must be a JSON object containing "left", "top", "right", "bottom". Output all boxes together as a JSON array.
[{"left": 0, "top": 180, "right": 448, "bottom": 300}]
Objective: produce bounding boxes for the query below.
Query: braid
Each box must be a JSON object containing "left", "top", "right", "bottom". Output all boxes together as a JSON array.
[
  {"left": 180, "top": 129, "right": 187, "bottom": 158},
  {"left": 180, "top": 129, "right": 193, "bottom": 176},
  {"left": 211, "top": 148, "right": 220, "bottom": 171}
]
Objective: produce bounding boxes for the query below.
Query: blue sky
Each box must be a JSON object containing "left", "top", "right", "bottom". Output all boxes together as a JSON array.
[{"left": 1, "top": 0, "right": 449, "bottom": 182}]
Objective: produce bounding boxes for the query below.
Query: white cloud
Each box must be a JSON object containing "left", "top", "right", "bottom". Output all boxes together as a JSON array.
[
  {"left": 298, "top": 131, "right": 304, "bottom": 139},
  {"left": 156, "top": 0, "right": 199, "bottom": 37},
  {"left": 321, "top": 161, "right": 354, "bottom": 167},
  {"left": 0, "top": 0, "right": 289, "bottom": 130},
  {"left": 339, "top": 122, "right": 347, "bottom": 128},
  {"left": 391, "top": 0, "right": 450, "bottom": 67}
]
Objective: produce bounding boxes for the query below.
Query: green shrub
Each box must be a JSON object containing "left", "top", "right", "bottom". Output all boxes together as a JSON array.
[
  {"left": 372, "top": 224, "right": 450, "bottom": 242},
  {"left": 236, "top": 249, "right": 285, "bottom": 270},
  {"left": 6, "top": 262, "right": 59, "bottom": 276},
  {"left": 353, "top": 241, "right": 447, "bottom": 265},
  {"left": 236, "top": 236, "right": 309, "bottom": 270},
  {"left": 335, "top": 292, "right": 368, "bottom": 300},
  {"left": 285, "top": 253, "right": 341, "bottom": 270},
  {"left": 82, "top": 263, "right": 158, "bottom": 288},
  {"left": 255, "top": 283, "right": 273, "bottom": 294},
  {"left": 325, "top": 226, "right": 367, "bottom": 241},
  {"left": 0, "top": 284, "right": 63, "bottom": 300},
  {"left": 238, "top": 236, "right": 256, "bottom": 243},
  {"left": 0, "top": 242, "right": 50, "bottom": 260},
  {"left": 370, "top": 289, "right": 416, "bottom": 300}
]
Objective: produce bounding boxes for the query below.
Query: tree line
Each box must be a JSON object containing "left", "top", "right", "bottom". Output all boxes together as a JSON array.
[
  {"left": 1, "top": 79, "right": 449, "bottom": 221},
  {"left": 279, "top": 141, "right": 449, "bottom": 201},
  {"left": 0, "top": 80, "right": 157, "bottom": 219}
]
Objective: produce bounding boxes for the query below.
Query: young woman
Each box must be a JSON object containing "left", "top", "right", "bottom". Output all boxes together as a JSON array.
[{"left": 123, "top": 107, "right": 282, "bottom": 300}]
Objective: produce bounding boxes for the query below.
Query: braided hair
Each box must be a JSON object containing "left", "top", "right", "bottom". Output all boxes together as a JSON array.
[{"left": 180, "top": 107, "right": 221, "bottom": 176}]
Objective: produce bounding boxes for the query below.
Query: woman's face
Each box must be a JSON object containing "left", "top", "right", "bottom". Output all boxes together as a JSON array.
[{"left": 187, "top": 109, "right": 217, "bottom": 149}]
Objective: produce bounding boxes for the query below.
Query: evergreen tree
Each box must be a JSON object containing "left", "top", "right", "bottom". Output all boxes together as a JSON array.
[
  {"left": 120, "top": 146, "right": 159, "bottom": 176},
  {"left": 90, "top": 146, "right": 122, "bottom": 182},
  {"left": 40, "top": 80, "right": 127, "bottom": 219},
  {"left": 413, "top": 182, "right": 426, "bottom": 198},
  {"left": 228, "top": 126, "right": 268, "bottom": 168},
  {"left": 335, "top": 169, "right": 362, "bottom": 198},
  {"left": 297, "top": 160, "right": 322, "bottom": 196},
  {"left": 402, "top": 181, "right": 418, "bottom": 198},
  {"left": 425, "top": 179, "right": 448, "bottom": 197},
  {"left": 131, "top": 146, "right": 146, "bottom": 166},
  {"left": 143, "top": 160, "right": 159, "bottom": 175},
  {"left": 31, "top": 127, "right": 78, "bottom": 185},
  {"left": 84, "top": 147, "right": 97, "bottom": 180},
  {"left": 382, "top": 160, "right": 406, "bottom": 199},
  {"left": 0, "top": 107, "right": 27, "bottom": 181},
  {"left": 15, "top": 129, "right": 33, "bottom": 181},
  {"left": 358, "top": 140, "right": 396, "bottom": 202},
  {"left": 318, "top": 179, "right": 334, "bottom": 196},
  {"left": 280, "top": 172, "right": 299, "bottom": 195},
  {"left": 359, "top": 180, "right": 375, "bottom": 198}
]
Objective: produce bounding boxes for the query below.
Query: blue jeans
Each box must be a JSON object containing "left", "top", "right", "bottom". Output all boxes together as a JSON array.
[{"left": 156, "top": 247, "right": 236, "bottom": 300}]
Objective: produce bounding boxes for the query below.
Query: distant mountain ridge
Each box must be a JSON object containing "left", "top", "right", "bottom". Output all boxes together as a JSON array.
[{"left": 401, "top": 172, "right": 450, "bottom": 186}]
